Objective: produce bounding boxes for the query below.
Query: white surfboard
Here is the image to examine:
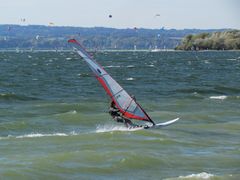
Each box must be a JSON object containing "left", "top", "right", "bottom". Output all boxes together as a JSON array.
[
  {"left": 128, "top": 118, "right": 180, "bottom": 130},
  {"left": 149, "top": 118, "right": 180, "bottom": 128}
]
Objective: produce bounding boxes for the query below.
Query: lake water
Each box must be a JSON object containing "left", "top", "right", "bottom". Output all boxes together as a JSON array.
[{"left": 0, "top": 50, "right": 239, "bottom": 179}]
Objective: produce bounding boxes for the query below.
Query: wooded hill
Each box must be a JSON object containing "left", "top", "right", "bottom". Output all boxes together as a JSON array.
[{"left": 175, "top": 30, "right": 240, "bottom": 50}]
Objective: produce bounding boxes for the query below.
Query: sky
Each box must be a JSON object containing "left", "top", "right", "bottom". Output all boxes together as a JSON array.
[{"left": 0, "top": 0, "right": 239, "bottom": 29}]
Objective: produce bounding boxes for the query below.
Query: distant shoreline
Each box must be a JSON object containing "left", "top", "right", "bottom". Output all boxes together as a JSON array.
[
  {"left": 1, "top": 48, "right": 240, "bottom": 53},
  {"left": 1, "top": 24, "right": 233, "bottom": 50}
]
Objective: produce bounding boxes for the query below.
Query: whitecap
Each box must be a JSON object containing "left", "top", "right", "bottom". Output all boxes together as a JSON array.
[
  {"left": 104, "top": 65, "right": 121, "bottom": 68},
  {"left": 147, "top": 64, "right": 155, "bottom": 67},
  {"left": 62, "top": 110, "right": 77, "bottom": 115},
  {"left": 126, "top": 65, "right": 135, "bottom": 68},
  {"left": 78, "top": 73, "right": 91, "bottom": 77},
  {"left": 70, "top": 110, "right": 77, "bottom": 114},
  {"left": 126, "top": 77, "right": 135, "bottom": 81},
  {"left": 66, "top": 57, "right": 72, "bottom": 60},
  {"left": 0, "top": 131, "right": 79, "bottom": 139},
  {"left": 16, "top": 133, "right": 68, "bottom": 138},
  {"left": 0, "top": 137, "right": 9, "bottom": 140},
  {"left": 204, "top": 60, "right": 210, "bottom": 64},
  {"left": 96, "top": 124, "right": 141, "bottom": 133},
  {"left": 209, "top": 95, "right": 227, "bottom": 100},
  {"left": 178, "top": 172, "right": 214, "bottom": 179}
]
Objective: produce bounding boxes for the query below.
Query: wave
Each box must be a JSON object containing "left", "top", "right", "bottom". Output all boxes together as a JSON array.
[
  {"left": 103, "top": 65, "right": 135, "bottom": 68},
  {"left": 209, "top": 95, "right": 227, "bottom": 100},
  {"left": 0, "top": 131, "right": 78, "bottom": 140},
  {"left": 0, "top": 124, "right": 143, "bottom": 140},
  {"left": 126, "top": 77, "right": 135, "bottom": 81},
  {"left": 165, "top": 172, "right": 240, "bottom": 180},
  {"left": 96, "top": 124, "right": 141, "bottom": 133},
  {"left": 214, "top": 86, "right": 240, "bottom": 94},
  {"left": 77, "top": 73, "right": 92, "bottom": 77},
  {"left": 165, "top": 172, "right": 214, "bottom": 180},
  {"left": 178, "top": 172, "right": 214, "bottom": 179},
  {"left": 0, "top": 93, "right": 38, "bottom": 101},
  {"left": 16, "top": 133, "right": 69, "bottom": 138},
  {"left": 126, "top": 65, "right": 135, "bottom": 68},
  {"left": 1, "top": 125, "right": 141, "bottom": 140},
  {"left": 146, "top": 64, "right": 155, "bottom": 67},
  {"left": 65, "top": 57, "right": 72, "bottom": 60},
  {"left": 178, "top": 86, "right": 240, "bottom": 95},
  {"left": 209, "top": 95, "right": 240, "bottom": 100},
  {"left": 179, "top": 172, "right": 214, "bottom": 179},
  {"left": 227, "top": 58, "right": 237, "bottom": 61},
  {"left": 166, "top": 172, "right": 240, "bottom": 180},
  {"left": 176, "top": 88, "right": 222, "bottom": 95},
  {"left": 204, "top": 60, "right": 210, "bottom": 64},
  {"left": 104, "top": 65, "right": 121, "bottom": 68}
]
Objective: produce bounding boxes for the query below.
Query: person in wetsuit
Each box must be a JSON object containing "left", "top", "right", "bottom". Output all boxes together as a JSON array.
[{"left": 108, "top": 100, "right": 134, "bottom": 127}]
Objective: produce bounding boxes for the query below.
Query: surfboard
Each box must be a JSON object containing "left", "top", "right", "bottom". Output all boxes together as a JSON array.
[{"left": 128, "top": 118, "right": 180, "bottom": 130}]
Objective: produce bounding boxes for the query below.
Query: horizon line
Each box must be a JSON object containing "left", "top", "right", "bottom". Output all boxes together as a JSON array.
[{"left": 0, "top": 23, "right": 238, "bottom": 31}]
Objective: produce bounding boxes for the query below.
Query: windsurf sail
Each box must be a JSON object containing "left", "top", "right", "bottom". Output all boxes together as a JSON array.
[{"left": 68, "top": 39, "right": 155, "bottom": 125}]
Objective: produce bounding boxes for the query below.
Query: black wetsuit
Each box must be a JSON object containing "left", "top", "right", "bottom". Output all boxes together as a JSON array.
[
  {"left": 109, "top": 103, "right": 134, "bottom": 127},
  {"left": 109, "top": 107, "right": 124, "bottom": 122}
]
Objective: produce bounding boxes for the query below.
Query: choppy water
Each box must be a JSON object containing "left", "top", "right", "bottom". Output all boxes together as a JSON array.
[{"left": 0, "top": 50, "right": 240, "bottom": 179}]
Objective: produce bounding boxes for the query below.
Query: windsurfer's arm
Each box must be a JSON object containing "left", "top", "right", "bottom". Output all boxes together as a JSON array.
[
  {"left": 109, "top": 100, "right": 119, "bottom": 111},
  {"left": 109, "top": 107, "right": 120, "bottom": 113},
  {"left": 110, "top": 100, "right": 116, "bottom": 108}
]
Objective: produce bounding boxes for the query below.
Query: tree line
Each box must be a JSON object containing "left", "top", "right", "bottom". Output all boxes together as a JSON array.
[{"left": 175, "top": 30, "right": 240, "bottom": 50}]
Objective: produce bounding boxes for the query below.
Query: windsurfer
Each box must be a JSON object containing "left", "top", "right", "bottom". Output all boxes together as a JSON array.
[{"left": 109, "top": 100, "right": 134, "bottom": 127}]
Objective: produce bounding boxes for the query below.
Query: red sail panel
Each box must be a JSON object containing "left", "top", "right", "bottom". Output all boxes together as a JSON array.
[{"left": 68, "top": 39, "right": 154, "bottom": 123}]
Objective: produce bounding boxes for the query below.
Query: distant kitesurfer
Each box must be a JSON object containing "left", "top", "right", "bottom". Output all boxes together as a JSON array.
[{"left": 109, "top": 100, "right": 134, "bottom": 127}]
